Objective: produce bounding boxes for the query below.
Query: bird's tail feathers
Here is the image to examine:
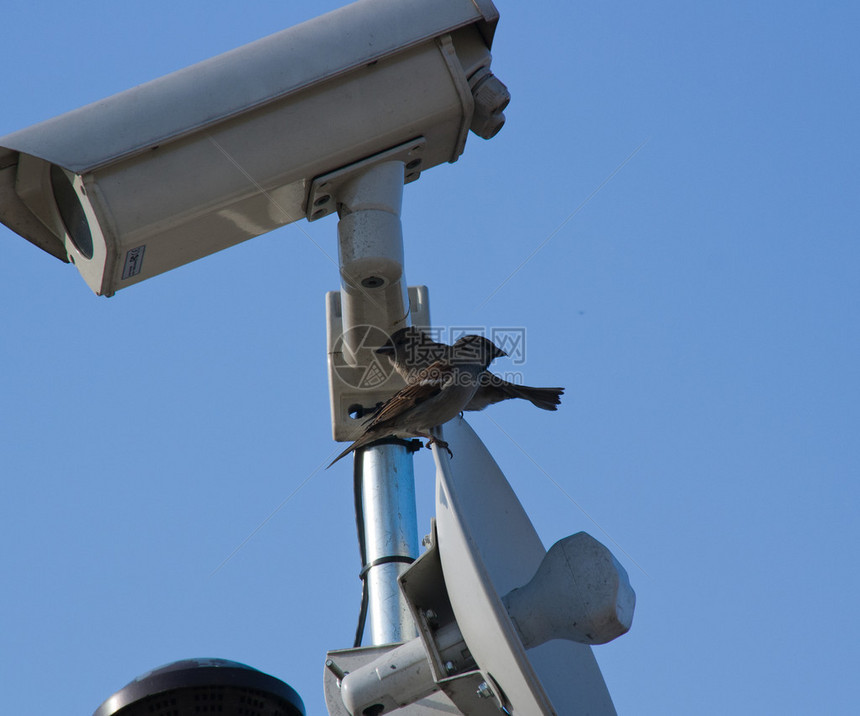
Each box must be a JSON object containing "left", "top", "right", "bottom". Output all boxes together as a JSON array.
[
  {"left": 327, "top": 432, "right": 383, "bottom": 468},
  {"left": 504, "top": 384, "right": 565, "bottom": 411}
]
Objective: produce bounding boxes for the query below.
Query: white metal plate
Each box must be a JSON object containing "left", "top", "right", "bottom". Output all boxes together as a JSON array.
[
  {"left": 432, "top": 417, "right": 617, "bottom": 715},
  {"left": 326, "top": 285, "right": 431, "bottom": 441}
]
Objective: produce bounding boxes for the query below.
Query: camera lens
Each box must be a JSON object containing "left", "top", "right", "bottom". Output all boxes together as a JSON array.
[{"left": 50, "top": 165, "right": 93, "bottom": 259}]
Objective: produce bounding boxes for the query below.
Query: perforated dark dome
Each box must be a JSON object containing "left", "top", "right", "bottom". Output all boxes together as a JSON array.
[{"left": 92, "top": 658, "right": 305, "bottom": 716}]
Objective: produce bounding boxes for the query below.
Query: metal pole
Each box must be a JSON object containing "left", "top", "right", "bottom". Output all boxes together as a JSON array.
[
  {"left": 335, "top": 160, "right": 419, "bottom": 644},
  {"left": 360, "top": 444, "right": 419, "bottom": 643}
]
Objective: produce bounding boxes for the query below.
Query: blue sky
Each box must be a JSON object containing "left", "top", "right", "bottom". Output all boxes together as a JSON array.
[{"left": 2, "top": 1, "right": 858, "bottom": 714}]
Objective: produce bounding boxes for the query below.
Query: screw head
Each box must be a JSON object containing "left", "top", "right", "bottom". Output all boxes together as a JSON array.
[{"left": 476, "top": 681, "right": 493, "bottom": 699}]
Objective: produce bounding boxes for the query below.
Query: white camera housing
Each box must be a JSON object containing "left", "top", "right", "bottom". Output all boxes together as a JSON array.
[{"left": 0, "top": 0, "right": 506, "bottom": 295}]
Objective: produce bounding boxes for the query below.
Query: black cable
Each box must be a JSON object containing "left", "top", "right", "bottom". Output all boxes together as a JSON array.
[
  {"left": 358, "top": 555, "right": 415, "bottom": 580},
  {"left": 353, "top": 451, "right": 369, "bottom": 648}
]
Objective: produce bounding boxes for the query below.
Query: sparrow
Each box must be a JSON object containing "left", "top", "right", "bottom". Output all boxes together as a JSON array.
[
  {"left": 376, "top": 327, "right": 564, "bottom": 412},
  {"left": 328, "top": 335, "right": 507, "bottom": 467}
]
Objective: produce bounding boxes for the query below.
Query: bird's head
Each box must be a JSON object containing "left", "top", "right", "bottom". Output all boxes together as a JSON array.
[{"left": 451, "top": 334, "right": 507, "bottom": 368}]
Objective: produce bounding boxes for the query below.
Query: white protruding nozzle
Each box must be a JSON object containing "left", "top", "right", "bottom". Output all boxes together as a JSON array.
[{"left": 502, "top": 532, "right": 635, "bottom": 647}]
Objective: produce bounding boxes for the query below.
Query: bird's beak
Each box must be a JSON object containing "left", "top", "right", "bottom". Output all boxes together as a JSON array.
[
  {"left": 496, "top": 347, "right": 508, "bottom": 359},
  {"left": 376, "top": 342, "right": 395, "bottom": 356}
]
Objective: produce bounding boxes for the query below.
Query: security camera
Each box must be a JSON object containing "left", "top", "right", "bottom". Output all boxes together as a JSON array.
[{"left": 0, "top": 0, "right": 508, "bottom": 296}]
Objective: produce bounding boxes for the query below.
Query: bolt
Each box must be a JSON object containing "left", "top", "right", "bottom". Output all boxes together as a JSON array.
[
  {"left": 361, "top": 275, "right": 385, "bottom": 288},
  {"left": 325, "top": 659, "right": 346, "bottom": 682},
  {"left": 445, "top": 661, "right": 455, "bottom": 674},
  {"left": 476, "top": 681, "right": 493, "bottom": 699},
  {"left": 421, "top": 534, "right": 432, "bottom": 548},
  {"left": 424, "top": 609, "right": 437, "bottom": 622}
]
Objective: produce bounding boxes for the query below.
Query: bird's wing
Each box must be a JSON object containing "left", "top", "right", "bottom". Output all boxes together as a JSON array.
[
  {"left": 366, "top": 360, "right": 454, "bottom": 428},
  {"left": 466, "top": 372, "right": 565, "bottom": 411}
]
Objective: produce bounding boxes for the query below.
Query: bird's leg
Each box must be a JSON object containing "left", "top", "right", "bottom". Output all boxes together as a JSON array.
[{"left": 425, "top": 435, "right": 453, "bottom": 459}]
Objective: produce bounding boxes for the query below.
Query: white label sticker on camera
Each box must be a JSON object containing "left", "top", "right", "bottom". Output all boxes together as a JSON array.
[{"left": 122, "top": 245, "right": 146, "bottom": 279}]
